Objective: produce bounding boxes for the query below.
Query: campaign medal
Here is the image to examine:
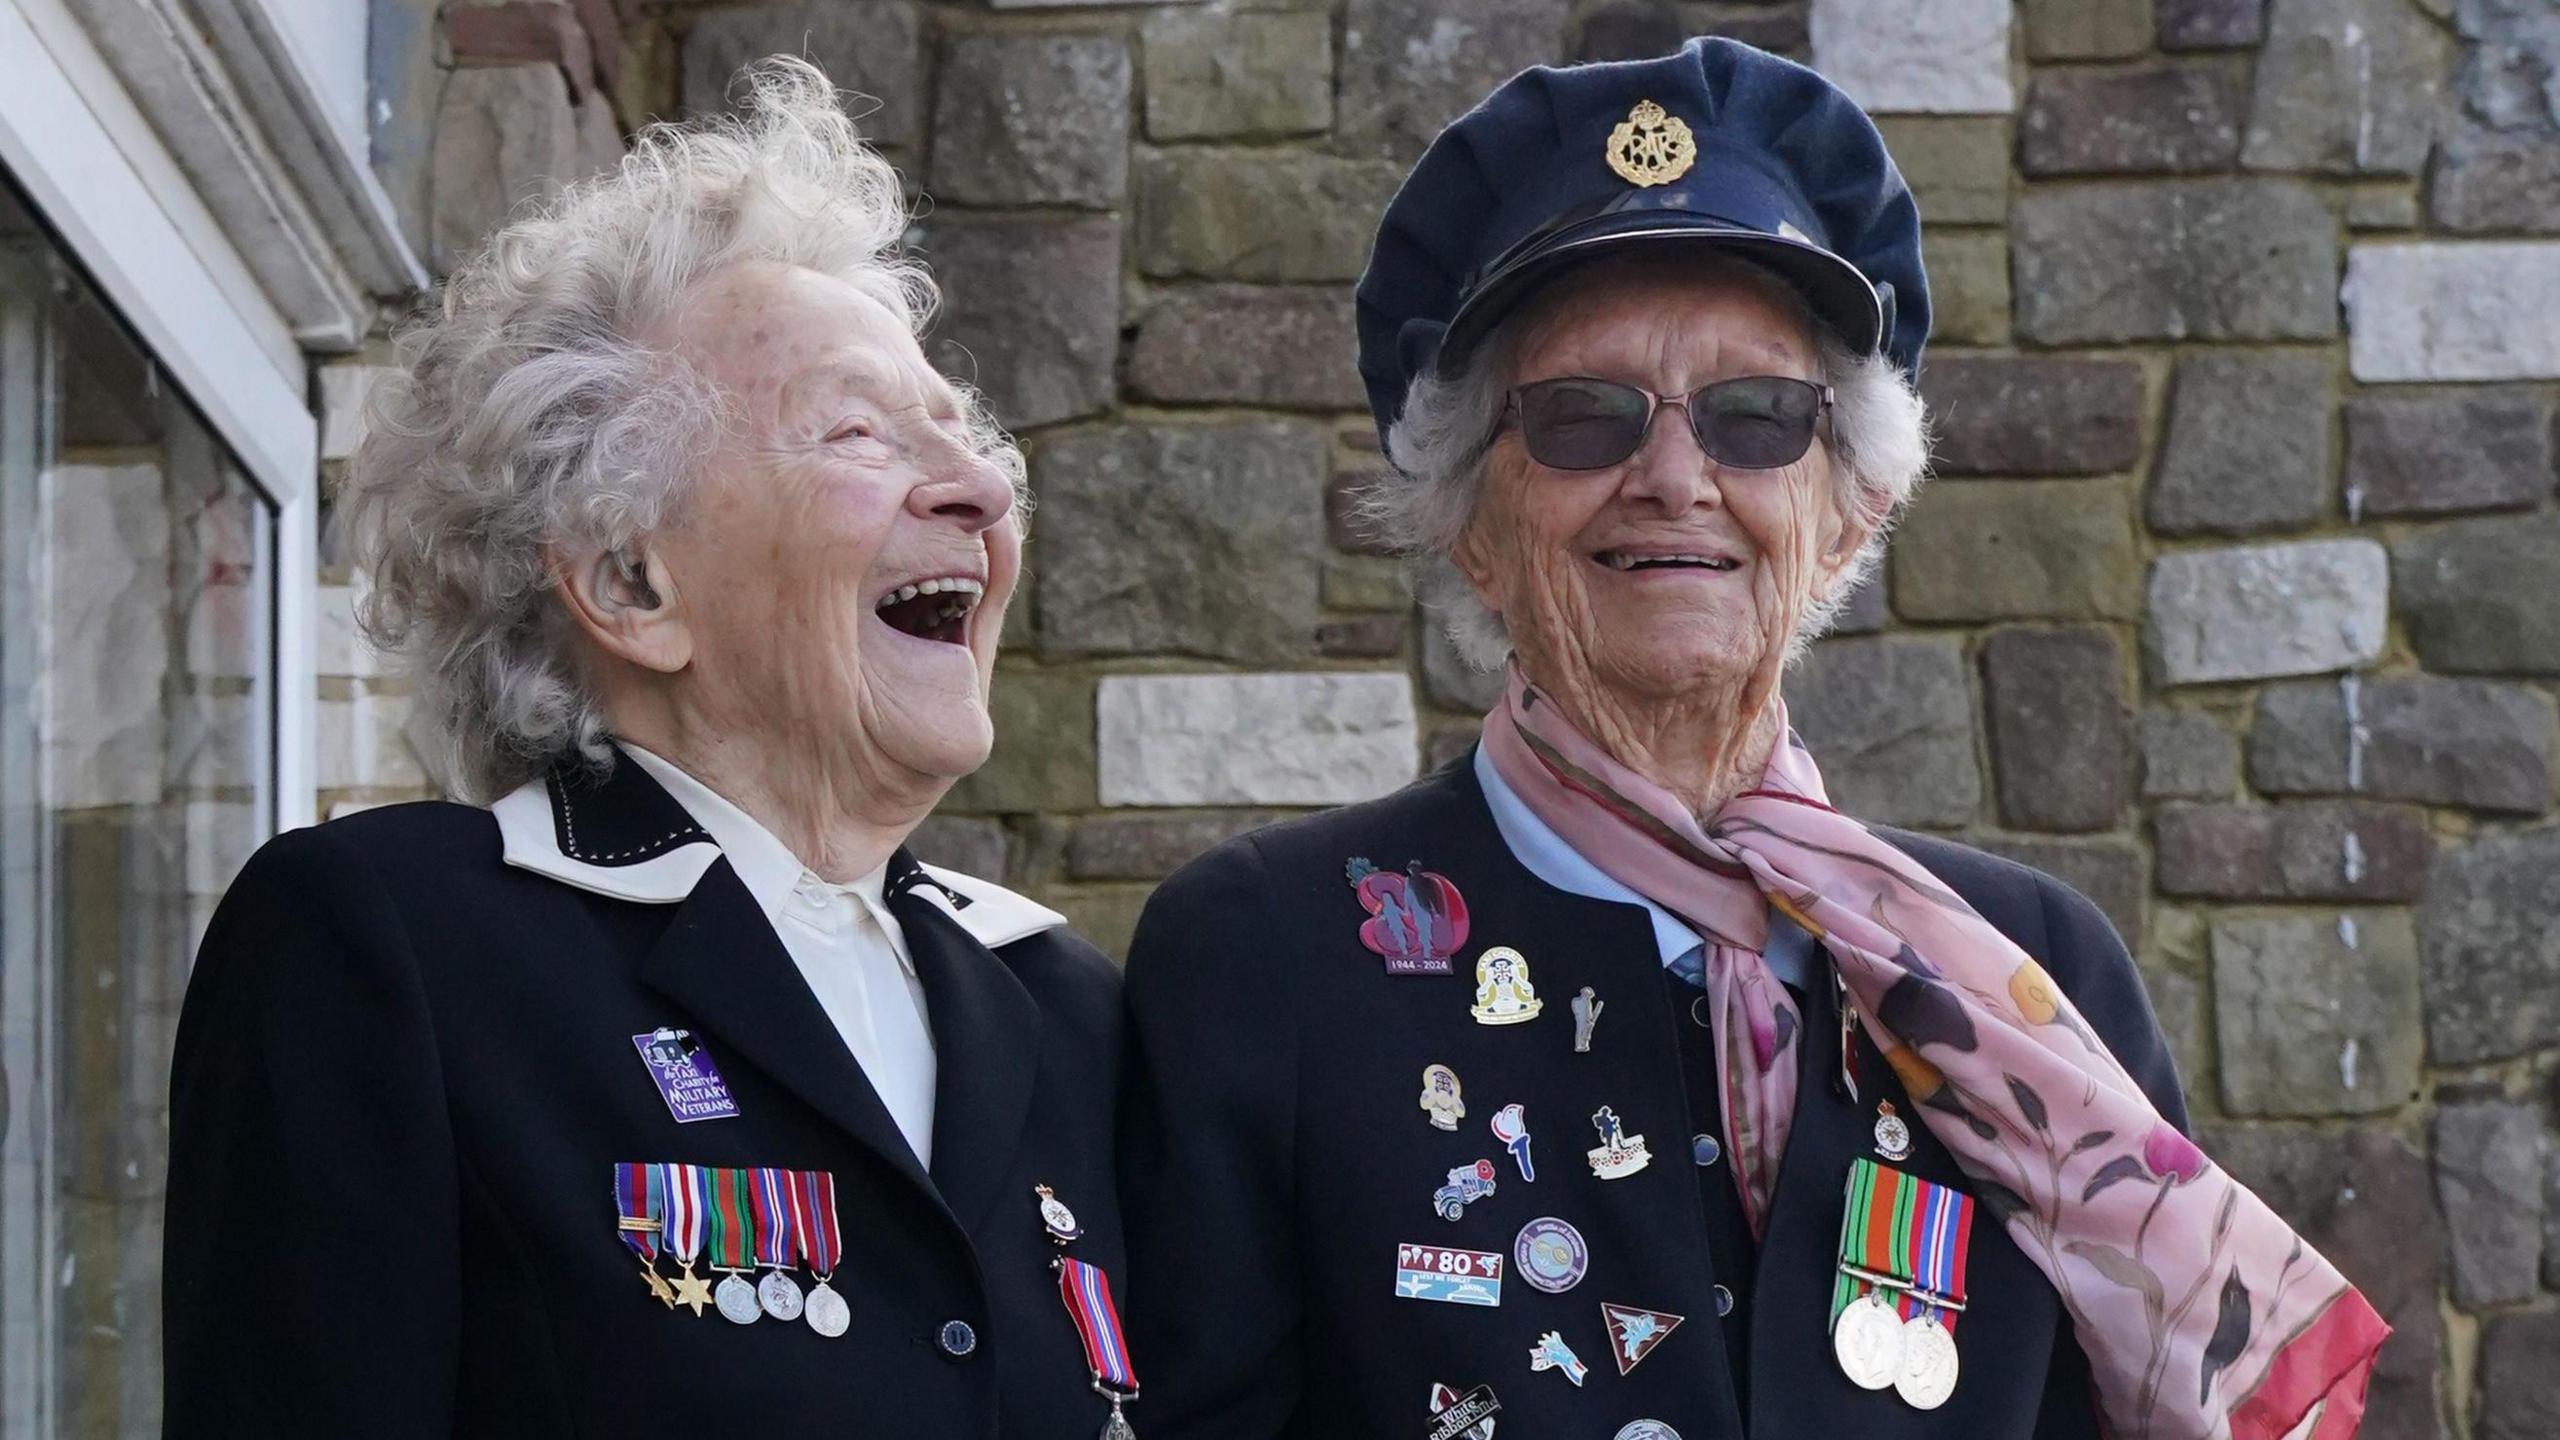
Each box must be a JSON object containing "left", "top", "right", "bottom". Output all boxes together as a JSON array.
[
  {"left": 1527, "top": 1330, "right": 1588, "bottom": 1387},
  {"left": 630, "top": 1027, "right": 740, "bottom": 1123},
  {"left": 1601, "top": 1302, "right": 1684, "bottom": 1376},
  {"left": 797, "top": 1168, "right": 850, "bottom": 1338},
  {"left": 613, "top": 1162, "right": 675, "bottom": 1308},
  {"left": 1489, "top": 1103, "right": 1534, "bottom": 1181},
  {"left": 705, "top": 1166, "right": 762, "bottom": 1324},
  {"left": 1873, "top": 1101, "right": 1914, "bottom": 1162},
  {"left": 747, "top": 1166, "right": 804, "bottom": 1321},
  {"left": 1347, "top": 858, "right": 1469, "bottom": 975},
  {"left": 1571, "top": 987, "right": 1603, "bottom": 1053},
  {"left": 1420, "top": 1065, "right": 1466, "bottom": 1131},
  {"left": 1428, "top": 1382, "right": 1501, "bottom": 1440},
  {"left": 1830, "top": 1158, "right": 1973, "bottom": 1406},
  {"left": 1394, "top": 1242, "right": 1505, "bottom": 1307},
  {"left": 1832, "top": 1292, "right": 1903, "bottom": 1389},
  {"left": 659, "top": 1162, "right": 715, "bottom": 1317},
  {"left": 1469, "top": 947, "right": 1543, "bottom": 1025},
  {"left": 1055, "top": 1256, "right": 1141, "bottom": 1440},
  {"left": 1614, "top": 1425, "right": 1681, "bottom": 1440},
  {"left": 1894, "top": 1166, "right": 1971, "bottom": 1410},
  {"left": 1036, "top": 1183, "right": 1086, "bottom": 1245},
  {"left": 1513, "top": 1218, "right": 1588, "bottom": 1295},
  {"left": 1585, "top": 1106, "right": 1653, "bottom": 1179},
  {"left": 1433, "top": 1160, "right": 1499, "bottom": 1222}
]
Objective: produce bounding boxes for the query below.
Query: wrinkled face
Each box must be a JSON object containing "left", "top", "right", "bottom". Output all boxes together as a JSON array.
[
  {"left": 1455, "top": 261, "right": 1862, "bottom": 712},
  {"left": 655, "top": 261, "right": 1020, "bottom": 784}
]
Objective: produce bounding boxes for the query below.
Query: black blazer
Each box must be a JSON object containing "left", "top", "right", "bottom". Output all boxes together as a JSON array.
[
  {"left": 164, "top": 750, "right": 1128, "bottom": 1437},
  {"left": 1120, "top": 752, "right": 2186, "bottom": 1440}
]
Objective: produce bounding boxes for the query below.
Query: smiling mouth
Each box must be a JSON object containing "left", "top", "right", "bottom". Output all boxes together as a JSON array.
[
  {"left": 1593, "top": 550, "right": 1743, "bottom": 573},
  {"left": 874, "top": 576, "right": 985, "bottom": 645}
]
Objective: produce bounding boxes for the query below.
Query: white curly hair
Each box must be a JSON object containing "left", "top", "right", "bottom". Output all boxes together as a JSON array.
[
  {"left": 1364, "top": 254, "right": 1930, "bottom": 675},
  {"left": 340, "top": 57, "right": 1023, "bottom": 803}
]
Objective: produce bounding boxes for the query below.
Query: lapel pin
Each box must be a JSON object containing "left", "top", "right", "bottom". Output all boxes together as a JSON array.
[
  {"left": 1602, "top": 1302, "right": 1685, "bottom": 1375},
  {"left": 1428, "top": 1382, "right": 1502, "bottom": 1440},
  {"left": 1490, "top": 1103, "right": 1535, "bottom": 1181},
  {"left": 1571, "top": 986, "right": 1603, "bottom": 1052},
  {"left": 631, "top": 1026, "right": 738, "bottom": 1123},
  {"left": 1528, "top": 1330, "right": 1589, "bottom": 1387},
  {"left": 1585, "top": 1106, "right": 1653, "bottom": 1179},
  {"left": 1395, "top": 1241, "right": 1505, "bottom": 1307},
  {"left": 1034, "top": 1183, "right": 1084, "bottom": 1245},
  {"left": 1420, "top": 1064, "right": 1466, "bottom": 1131},
  {"left": 1874, "top": 1101, "right": 1914, "bottom": 1162},
  {"left": 1514, "top": 1217, "right": 1589, "bottom": 1294},
  {"left": 1433, "top": 1160, "right": 1499, "bottom": 1222},
  {"left": 1470, "top": 947, "right": 1544, "bottom": 1025},
  {"left": 1348, "top": 858, "right": 1469, "bottom": 975}
]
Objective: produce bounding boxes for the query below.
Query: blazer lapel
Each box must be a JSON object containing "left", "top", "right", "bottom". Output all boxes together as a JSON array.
[
  {"left": 885, "top": 853, "right": 1043, "bottom": 1237},
  {"left": 638, "top": 856, "right": 941, "bottom": 1205}
]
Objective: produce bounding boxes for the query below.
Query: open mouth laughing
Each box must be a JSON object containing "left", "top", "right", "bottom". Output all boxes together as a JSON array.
[{"left": 872, "top": 575, "right": 985, "bottom": 645}]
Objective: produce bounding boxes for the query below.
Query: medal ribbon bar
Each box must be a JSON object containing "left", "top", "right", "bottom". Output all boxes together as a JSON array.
[
  {"left": 1056, "top": 1256, "right": 1139, "bottom": 1396},
  {"left": 706, "top": 1166, "right": 756, "bottom": 1270},
  {"left": 664, "top": 1163, "right": 707, "bottom": 1269},
  {"left": 1830, "top": 1159, "right": 1973, "bottom": 1333},
  {"left": 796, "top": 1170, "right": 841, "bottom": 1278},
  {"left": 614, "top": 1163, "right": 664, "bottom": 1262},
  {"left": 747, "top": 1167, "right": 796, "bottom": 1269}
]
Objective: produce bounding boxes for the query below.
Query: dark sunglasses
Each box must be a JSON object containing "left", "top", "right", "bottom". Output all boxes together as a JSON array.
[{"left": 1502, "top": 375, "right": 1835, "bottom": 472}]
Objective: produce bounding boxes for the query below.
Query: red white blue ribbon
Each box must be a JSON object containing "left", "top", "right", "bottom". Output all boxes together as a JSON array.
[
  {"left": 660, "top": 1162, "right": 706, "bottom": 1267},
  {"left": 794, "top": 1169, "right": 840, "bottom": 1279},
  {"left": 747, "top": 1166, "right": 796, "bottom": 1270},
  {"left": 1056, "top": 1257, "right": 1138, "bottom": 1395},
  {"left": 613, "top": 1162, "right": 663, "bottom": 1263}
]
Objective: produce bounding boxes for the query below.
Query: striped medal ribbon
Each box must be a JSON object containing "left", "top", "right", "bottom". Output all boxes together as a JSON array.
[
  {"left": 613, "top": 1163, "right": 674, "bottom": 1309},
  {"left": 746, "top": 1166, "right": 804, "bottom": 1321},
  {"left": 659, "top": 1162, "right": 714, "bottom": 1317},
  {"left": 705, "top": 1167, "right": 762, "bottom": 1324},
  {"left": 795, "top": 1170, "right": 849, "bottom": 1339},
  {"left": 1056, "top": 1256, "right": 1139, "bottom": 1440},
  {"left": 1829, "top": 1159, "right": 1972, "bottom": 1407}
]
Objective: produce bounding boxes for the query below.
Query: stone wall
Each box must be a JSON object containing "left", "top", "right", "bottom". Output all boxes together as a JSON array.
[{"left": 318, "top": 2, "right": 2559, "bottom": 1432}]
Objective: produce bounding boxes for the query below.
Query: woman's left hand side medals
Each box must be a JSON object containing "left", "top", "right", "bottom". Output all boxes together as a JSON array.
[{"left": 620, "top": 1163, "right": 844, "bottom": 1333}]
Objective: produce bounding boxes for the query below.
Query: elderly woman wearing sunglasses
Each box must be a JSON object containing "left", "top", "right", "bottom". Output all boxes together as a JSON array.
[{"left": 1118, "top": 38, "right": 2385, "bottom": 1440}]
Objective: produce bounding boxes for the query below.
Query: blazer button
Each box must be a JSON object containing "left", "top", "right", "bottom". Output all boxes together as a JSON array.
[{"left": 938, "top": 1319, "right": 978, "bottom": 1358}]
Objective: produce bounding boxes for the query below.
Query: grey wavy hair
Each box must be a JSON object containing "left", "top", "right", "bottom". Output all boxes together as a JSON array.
[
  {"left": 340, "top": 57, "right": 1024, "bottom": 804},
  {"left": 1365, "top": 256, "right": 1930, "bottom": 674}
]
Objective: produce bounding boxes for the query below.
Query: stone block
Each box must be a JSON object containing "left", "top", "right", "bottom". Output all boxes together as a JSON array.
[
  {"left": 1336, "top": 0, "right": 1570, "bottom": 159},
  {"left": 908, "top": 815, "right": 1009, "bottom": 880},
  {"left": 1892, "top": 481, "right": 2142, "bottom": 622},
  {"left": 1422, "top": 621, "right": 1502, "bottom": 714},
  {"left": 2432, "top": 1102, "right": 2545, "bottom": 1309},
  {"left": 317, "top": 365, "right": 389, "bottom": 463},
  {"left": 2138, "top": 708, "right": 2239, "bottom": 799},
  {"left": 1922, "top": 232, "right": 2009, "bottom": 346},
  {"left": 1809, "top": 0, "right": 2014, "bottom": 114},
  {"left": 2153, "top": 801, "right": 2432, "bottom": 902},
  {"left": 2394, "top": 513, "right": 2560, "bottom": 673},
  {"left": 2419, "top": 824, "right": 2560, "bottom": 1065},
  {"left": 2157, "top": 0, "right": 2266, "bottom": 48},
  {"left": 1041, "top": 884, "right": 1154, "bottom": 963},
  {"left": 2347, "top": 388, "right": 2554, "bottom": 517},
  {"left": 944, "top": 671, "right": 1096, "bottom": 814},
  {"left": 1065, "top": 811, "right": 1289, "bottom": 881},
  {"left": 43, "top": 464, "right": 170, "bottom": 808},
  {"left": 2016, "top": 181, "right": 2338, "bottom": 344},
  {"left": 2431, "top": 126, "right": 2560, "bottom": 233},
  {"left": 1575, "top": 0, "right": 1687, "bottom": 61},
  {"left": 2019, "top": 64, "right": 2244, "bottom": 175},
  {"left": 913, "top": 215, "right": 1120, "bottom": 432},
  {"left": 2143, "top": 540, "right": 2387, "bottom": 685},
  {"left": 1789, "top": 636, "right": 1982, "bottom": 828},
  {"left": 317, "top": 693, "right": 426, "bottom": 791},
  {"left": 1141, "top": 11, "right": 1331, "bottom": 140},
  {"left": 1969, "top": 836, "right": 2145, "bottom": 949},
  {"left": 1322, "top": 557, "right": 1410, "bottom": 613},
  {"left": 1830, "top": 568, "right": 1888, "bottom": 635},
  {"left": 2146, "top": 351, "right": 2332, "bottom": 536},
  {"left": 1034, "top": 422, "right": 1326, "bottom": 664},
  {"left": 1097, "top": 673, "right": 1418, "bottom": 807},
  {"left": 1921, "top": 356, "right": 2144, "bottom": 476},
  {"left": 2480, "top": 1308, "right": 2560, "bottom": 1440},
  {"left": 2025, "top": 0, "right": 2153, "bottom": 58},
  {"left": 431, "top": 64, "right": 582, "bottom": 270},
  {"left": 2210, "top": 912, "right": 2422, "bottom": 1117},
  {"left": 2346, "top": 184, "right": 2420, "bottom": 231},
  {"left": 2346, "top": 242, "right": 2560, "bottom": 381},
  {"left": 680, "top": 2, "right": 923, "bottom": 150},
  {"left": 447, "top": 3, "right": 596, "bottom": 98},
  {"left": 1318, "top": 614, "right": 1405, "bottom": 658},
  {"left": 1873, "top": 117, "right": 2011, "bottom": 225},
  {"left": 2193, "top": 1125, "right": 2441, "bottom": 1440},
  {"left": 1135, "top": 151, "right": 1407, "bottom": 282},
  {"left": 2249, "top": 676, "right": 2557, "bottom": 815},
  {"left": 2242, "top": 0, "right": 2449, "bottom": 176},
  {"left": 929, "top": 33, "right": 1131, "bottom": 208},
  {"left": 1980, "top": 626, "right": 2129, "bottom": 833},
  {"left": 1425, "top": 723, "right": 1480, "bottom": 773},
  {"left": 1127, "top": 285, "right": 1363, "bottom": 410}
]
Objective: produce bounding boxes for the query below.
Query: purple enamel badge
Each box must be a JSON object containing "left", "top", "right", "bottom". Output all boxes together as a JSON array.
[{"left": 632, "top": 1027, "right": 739, "bottom": 1123}]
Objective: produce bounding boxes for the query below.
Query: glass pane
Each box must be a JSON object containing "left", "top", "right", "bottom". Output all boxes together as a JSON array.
[{"left": 0, "top": 179, "right": 275, "bottom": 1437}]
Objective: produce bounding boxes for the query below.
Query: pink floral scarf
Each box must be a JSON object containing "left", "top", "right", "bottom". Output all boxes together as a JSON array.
[{"left": 1480, "top": 666, "right": 2387, "bottom": 1440}]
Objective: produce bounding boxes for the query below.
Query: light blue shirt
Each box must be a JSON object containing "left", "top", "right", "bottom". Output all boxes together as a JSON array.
[{"left": 1473, "top": 745, "right": 1817, "bottom": 991}]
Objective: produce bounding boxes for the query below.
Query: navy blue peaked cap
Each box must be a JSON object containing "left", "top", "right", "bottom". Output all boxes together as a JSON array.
[{"left": 1355, "top": 37, "right": 1930, "bottom": 448}]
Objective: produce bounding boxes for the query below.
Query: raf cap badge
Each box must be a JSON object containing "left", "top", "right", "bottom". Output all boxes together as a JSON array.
[
  {"left": 1470, "top": 947, "right": 1544, "bottom": 1025},
  {"left": 1348, "top": 858, "right": 1470, "bottom": 975},
  {"left": 1606, "top": 98, "right": 1696, "bottom": 188},
  {"left": 1420, "top": 1064, "right": 1466, "bottom": 1131}
]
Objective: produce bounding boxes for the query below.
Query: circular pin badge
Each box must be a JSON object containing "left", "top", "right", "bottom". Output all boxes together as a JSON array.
[
  {"left": 1034, "top": 1183, "right": 1083, "bottom": 1244},
  {"left": 1894, "top": 1315, "right": 1960, "bottom": 1410},
  {"left": 805, "top": 1279, "right": 850, "bottom": 1338},
  {"left": 1615, "top": 1424, "right": 1682, "bottom": 1440},
  {"left": 1832, "top": 1291, "right": 1904, "bottom": 1390},
  {"left": 714, "top": 1272, "right": 762, "bottom": 1324},
  {"left": 1874, "top": 1102, "right": 1914, "bottom": 1162},
  {"left": 758, "top": 1269, "right": 805, "bottom": 1321},
  {"left": 1513, "top": 1217, "right": 1589, "bottom": 1294}
]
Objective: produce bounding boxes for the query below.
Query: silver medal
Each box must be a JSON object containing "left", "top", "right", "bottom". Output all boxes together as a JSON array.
[
  {"left": 1831, "top": 1291, "right": 1904, "bottom": 1390},
  {"left": 1893, "top": 1314, "right": 1960, "bottom": 1410},
  {"left": 804, "top": 1278, "right": 850, "bottom": 1338},
  {"left": 1099, "top": 1398, "right": 1137, "bottom": 1440},
  {"left": 758, "top": 1268, "right": 804, "bottom": 1321},
  {"left": 714, "top": 1272, "right": 762, "bottom": 1324}
]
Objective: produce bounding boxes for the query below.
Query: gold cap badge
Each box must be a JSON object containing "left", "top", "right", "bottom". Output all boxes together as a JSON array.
[{"left": 1605, "top": 99, "right": 1696, "bottom": 188}]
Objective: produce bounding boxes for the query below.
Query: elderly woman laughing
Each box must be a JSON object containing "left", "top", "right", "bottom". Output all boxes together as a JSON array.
[
  {"left": 164, "top": 62, "right": 1136, "bottom": 1436},
  {"left": 1121, "top": 39, "right": 2384, "bottom": 1440}
]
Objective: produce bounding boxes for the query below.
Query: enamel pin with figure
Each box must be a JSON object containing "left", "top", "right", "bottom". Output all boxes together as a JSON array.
[
  {"left": 1571, "top": 986, "right": 1603, "bottom": 1052},
  {"left": 1347, "top": 858, "right": 1469, "bottom": 975},
  {"left": 1585, "top": 1106, "right": 1653, "bottom": 1179},
  {"left": 1470, "top": 947, "right": 1543, "bottom": 1025},
  {"left": 1420, "top": 1064, "right": 1466, "bottom": 1131}
]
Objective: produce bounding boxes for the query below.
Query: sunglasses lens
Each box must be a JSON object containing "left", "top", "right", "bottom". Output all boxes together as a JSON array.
[
  {"left": 1693, "top": 377, "right": 1821, "bottom": 469},
  {"left": 1516, "top": 380, "right": 1650, "bottom": 470}
]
